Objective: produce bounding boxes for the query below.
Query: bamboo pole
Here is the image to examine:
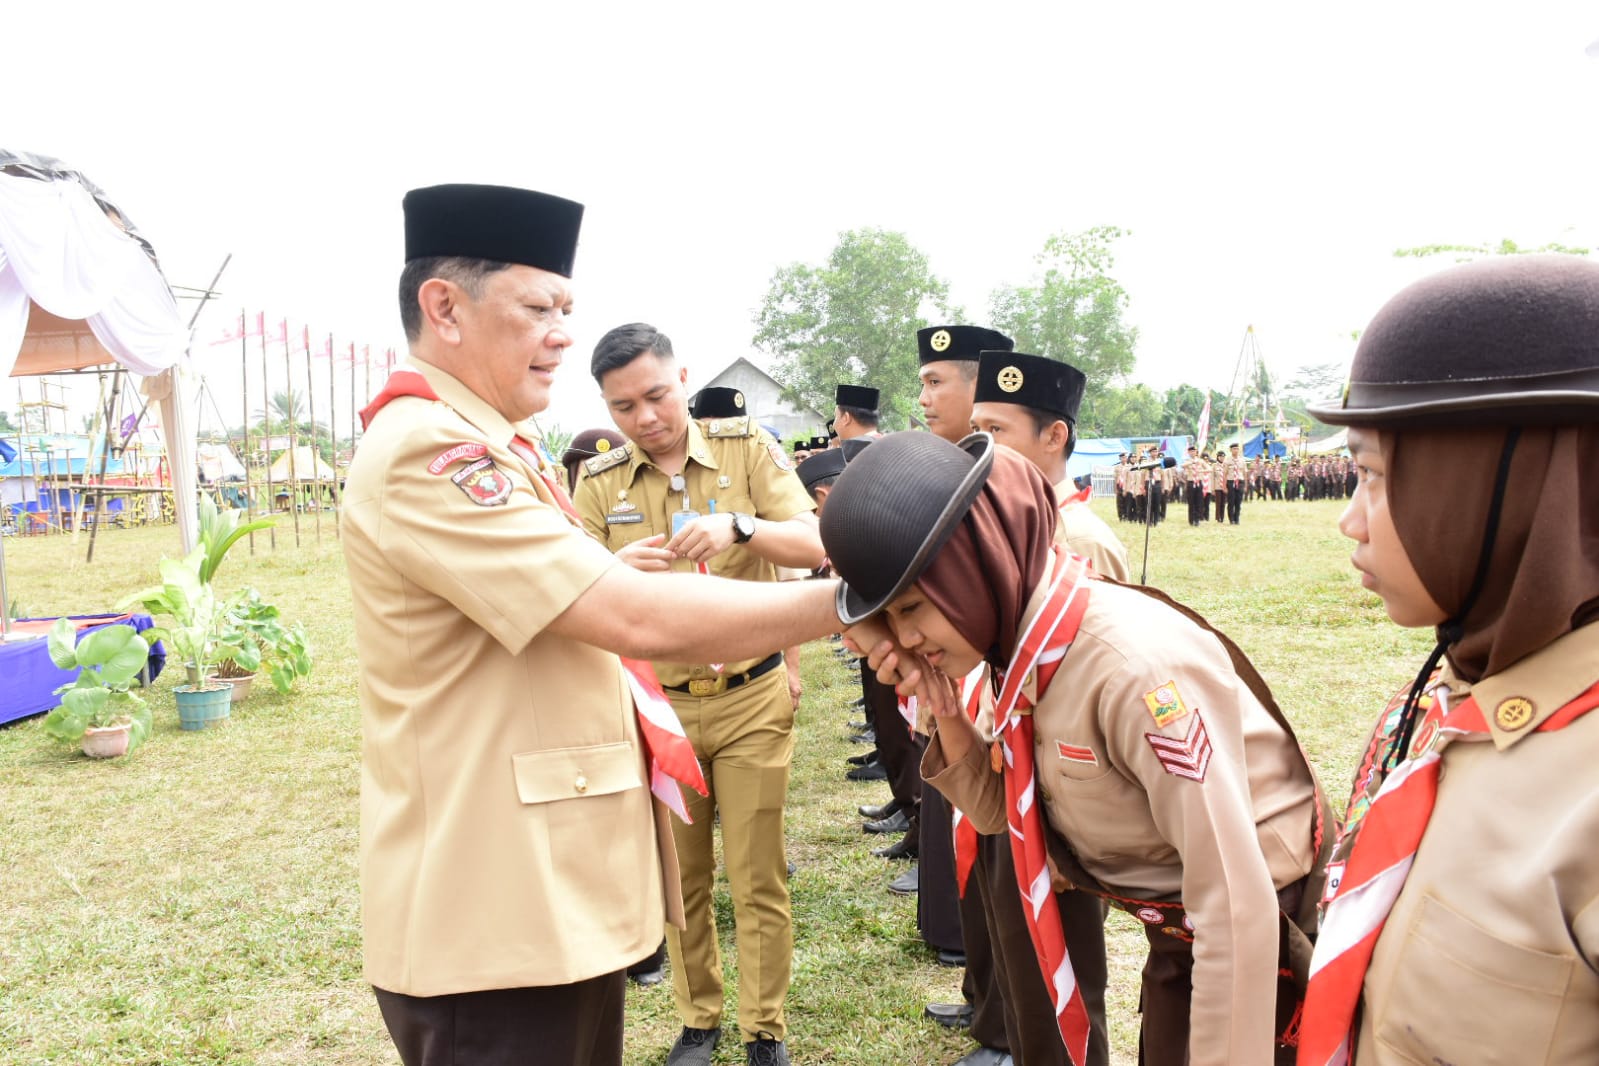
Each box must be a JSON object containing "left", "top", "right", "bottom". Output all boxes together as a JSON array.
[
  {"left": 260, "top": 314, "right": 276, "bottom": 549},
  {"left": 241, "top": 309, "right": 254, "bottom": 555},
  {"left": 283, "top": 319, "right": 301, "bottom": 548},
  {"left": 328, "top": 332, "right": 340, "bottom": 538},
  {"left": 304, "top": 326, "right": 321, "bottom": 545}
]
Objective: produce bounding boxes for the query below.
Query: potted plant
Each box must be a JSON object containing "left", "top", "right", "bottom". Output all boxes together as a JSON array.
[
  {"left": 118, "top": 550, "right": 246, "bottom": 730},
  {"left": 40, "top": 617, "right": 153, "bottom": 758},
  {"left": 214, "top": 587, "right": 314, "bottom": 702}
]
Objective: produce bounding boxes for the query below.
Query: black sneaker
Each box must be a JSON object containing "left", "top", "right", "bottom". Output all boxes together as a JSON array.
[
  {"left": 666, "top": 1026, "right": 721, "bottom": 1066},
  {"left": 746, "top": 1032, "right": 790, "bottom": 1066}
]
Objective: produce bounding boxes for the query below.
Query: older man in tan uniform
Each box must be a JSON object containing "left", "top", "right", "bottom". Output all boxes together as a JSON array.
[{"left": 344, "top": 185, "right": 842, "bottom": 1066}]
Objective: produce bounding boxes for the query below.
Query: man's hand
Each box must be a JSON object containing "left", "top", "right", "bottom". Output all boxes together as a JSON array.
[
  {"left": 616, "top": 533, "right": 676, "bottom": 572},
  {"left": 665, "top": 513, "right": 737, "bottom": 566}
]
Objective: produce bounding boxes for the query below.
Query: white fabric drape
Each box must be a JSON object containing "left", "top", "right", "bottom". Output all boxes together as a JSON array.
[{"left": 0, "top": 170, "right": 186, "bottom": 379}]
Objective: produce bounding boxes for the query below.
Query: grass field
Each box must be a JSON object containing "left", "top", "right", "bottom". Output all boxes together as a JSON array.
[{"left": 0, "top": 500, "right": 1433, "bottom": 1065}]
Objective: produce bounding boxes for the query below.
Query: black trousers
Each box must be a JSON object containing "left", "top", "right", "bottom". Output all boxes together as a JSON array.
[
  {"left": 1187, "top": 487, "right": 1206, "bottom": 525},
  {"left": 864, "top": 668, "right": 920, "bottom": 824},
  {"left": 1227, "top": 483, "right": 1243, "bottom": 524},
  {"left": 918, "top": 756, "right": 963, "bottom": 953},
  {"left": 374, "top": 970, "right": 627, "bottom": 1066}
]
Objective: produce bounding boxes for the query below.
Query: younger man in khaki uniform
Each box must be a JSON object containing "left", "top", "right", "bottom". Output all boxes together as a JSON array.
[{"left": 574, "top": 323, "right": 822, "bottom": 1066}]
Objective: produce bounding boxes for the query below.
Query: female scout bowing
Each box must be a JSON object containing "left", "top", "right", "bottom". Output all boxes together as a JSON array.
[
  {"left": 1298, "top": 254, "right": 1599, "bottom": 1066},
  {"left": 821, "top": 431, "right": 1328, "bottom": 1066}
]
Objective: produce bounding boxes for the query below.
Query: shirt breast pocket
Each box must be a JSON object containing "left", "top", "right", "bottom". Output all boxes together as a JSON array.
[{"left": 1373, "top": 893, "right": 1574, "bottom": 1065}]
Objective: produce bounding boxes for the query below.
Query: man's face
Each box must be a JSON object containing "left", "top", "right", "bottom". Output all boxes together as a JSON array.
[
  {"left": 599, "top": 352, "right": 689, "bottom": 457},
  {"left": 971, "top": 402, "right": 1052, "bottom": 474},
  {"left": 450, "top": 265, "right": 574, "bottom": 421},
  {"left": 1338, "top": 428, "right": 1447, "bottom": 628},
  {"left": 918, "top": 361, "right": 975, "bottom": 443}
]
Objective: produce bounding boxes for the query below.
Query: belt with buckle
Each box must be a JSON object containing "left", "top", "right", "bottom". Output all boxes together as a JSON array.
[{"left": 665, "top": 652, "right": 783, "bottom": 698}]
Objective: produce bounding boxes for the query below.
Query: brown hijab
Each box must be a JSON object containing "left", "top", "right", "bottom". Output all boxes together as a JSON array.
[
  {"left": 919, "top": 446, "right": 1057, "bottom": 669},
  {"left": 1387, "top": 424, "right": 1599, "bottom": 682}
]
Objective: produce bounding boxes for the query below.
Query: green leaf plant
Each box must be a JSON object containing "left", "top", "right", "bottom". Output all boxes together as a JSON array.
[{"left": 40, "top": 618, "right": 153, "bottom": 754}]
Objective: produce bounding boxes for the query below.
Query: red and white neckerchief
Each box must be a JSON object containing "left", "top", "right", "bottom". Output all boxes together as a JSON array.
[
  {"left": 991, "top": 546, "right": 1096, "bottom": 1066},
  {"left": 362, "top": 369, "right": 708, "bottom": 821},
  {"left": 1298, "top": 678, "right": 1599, "bottom": 1066},
  {"left": 1060, "top": 482, "right": 1093, "bottom": 508},
  {"left": 952, "top": 663, "right": 991, "bottom": 898}
]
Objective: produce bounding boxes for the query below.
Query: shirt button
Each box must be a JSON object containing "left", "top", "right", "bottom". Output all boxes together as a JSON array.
[
  {"left": 574, "top": 775, "right": 588, "bottom": 794},
  {"left": 1039, "top": 788, "right": 1053, "bottom": 803}
]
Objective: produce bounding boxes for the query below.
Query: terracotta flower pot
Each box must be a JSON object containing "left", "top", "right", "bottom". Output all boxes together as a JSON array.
[
  {"left": 82, "top": 721, "right": 133, "bottom": 759},
  {"left": 218, "top": 673, "right": 256, "bottom": 703}
]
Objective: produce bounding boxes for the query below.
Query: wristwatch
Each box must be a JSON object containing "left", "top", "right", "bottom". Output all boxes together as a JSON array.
[{"left": 731, "top": 512, "right": 756, "bottom": 544}]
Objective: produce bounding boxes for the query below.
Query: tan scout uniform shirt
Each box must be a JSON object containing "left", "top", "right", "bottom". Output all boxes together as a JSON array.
[
  {"left": 572, "top": 417, "right": 814, "bottom": 687},
  {"left": 344, "top": 362, "right": 678, "bottom": 997},
  {"left": 1224, "top": 452, "right": 1247, "bottom": 484},
  {"left": 1355, "top": 621, "right": 1599, "bottom": 1065},
  {"left": 1054, "top": 478, "right": 1131, "bottom": 582},
  {"left": 925, "top": 578, "right": 1317, "bottom": 1066}
]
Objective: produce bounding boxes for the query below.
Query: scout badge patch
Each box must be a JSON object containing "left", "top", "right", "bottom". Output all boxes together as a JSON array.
[
  {"left": 452, "top": 457, "right": 512, "bottom": 506},
  {"left": 1142, "top": 680, "right": 1191, "bottom": 728},
  {"left": 767, "top": 441, "right": 793, "bottom": 471}
]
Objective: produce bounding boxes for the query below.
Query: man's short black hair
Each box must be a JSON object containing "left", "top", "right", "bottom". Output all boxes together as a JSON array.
[
  {"left": 836, "top": 404, "right": 880, "bottom": 428},
  {"left": 1017, "top": 406, "right": 1077, "bottom": 459},
  {"left": 592, "top": 322, "right": 674, "bottom": 382},
  {"left": 398, "top": 256, "right": 511, "bottom": 342},
  {"left": 804, "top": 475, "right": 839, "bottom": 499}
]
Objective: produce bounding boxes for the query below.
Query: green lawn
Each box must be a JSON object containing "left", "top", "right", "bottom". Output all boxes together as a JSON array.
[{"left": 0, "top": 499, "right": 1431, "bottom": 1065}]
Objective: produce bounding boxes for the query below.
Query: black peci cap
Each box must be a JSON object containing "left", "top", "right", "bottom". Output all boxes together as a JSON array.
[
  {"left": 918, "top": 325, "right": 1014, "bottom": 365},
  {"left": 403, "top": 184, "right": 584, "bottom": 277},
  {"left": 690, "top": 386, "right": 747, "bottom": 419},
  {"left": 835, "top": 384, "right": 880, "bottom": 411},
  {"left": 973, "top": 351, "right": 1086, "bottom": 422}
]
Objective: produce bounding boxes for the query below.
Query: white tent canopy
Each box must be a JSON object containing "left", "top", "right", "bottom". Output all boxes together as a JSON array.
[
  {"left": 0, "top": 150, "right": 196, "bottom": 550},
  {"left": 1304, "top": 427, "right": 1349, "bottom": 455},
  {"left": 266, "top": 445, "right": 335, "bottom": 483}
]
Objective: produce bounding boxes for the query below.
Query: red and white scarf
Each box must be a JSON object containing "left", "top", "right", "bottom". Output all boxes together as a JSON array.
[
  {"left": 362, "top": 369, "right": 709, "bottom": 820},
  {"left": 952, "top": 663, "right": 990, "bottom": 897},
  {"left": 991, "top": 546, "right": 1096, "bottom": 1066},
  {"left": 1299, "top": 679, "right": 1599, "bottom": 1065}
]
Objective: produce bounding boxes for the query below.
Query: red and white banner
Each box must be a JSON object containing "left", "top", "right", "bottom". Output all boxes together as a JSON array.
[{"left": 1196, "top": 395, "right": 1212, "bottom": 453}]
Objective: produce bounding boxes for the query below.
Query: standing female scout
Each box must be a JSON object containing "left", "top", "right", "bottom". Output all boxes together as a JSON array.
[
  {"left": 1298, "top": 254, "right": 1599, "bottom": 1065},
  {"left": 820, "top": 430, "right": 1330, "bottom": 1066}
]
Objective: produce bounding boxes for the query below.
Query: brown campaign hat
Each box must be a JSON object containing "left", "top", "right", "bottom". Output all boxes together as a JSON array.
[
  {"left": 820, "top": 431, "right": 994, "bottom": 624},
  {"left": 403, "top": 184, "right": 584, "bottom": 277},
  {"left": 1310, "top": 254, "right": 1599, "bottom": 428},
  {"left": 561, "top": 428, "right": 627, "bottom": 466}
]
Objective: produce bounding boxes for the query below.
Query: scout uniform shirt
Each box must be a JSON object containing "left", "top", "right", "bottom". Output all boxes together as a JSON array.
[
  {"left": 1353, "top": 620, "right": 1599, "bottom": 1065},
  {"left": 573, "top": 416, "right": 815, "bottom": 689},
  {"left": 924, "top": 578, "right": 1317, "bottom": 1066},
  {"left": 343, "top": 361, "right": 679, "bottom": 997},
  {"left": 1224, "top": 451, "right": 1247, "bottom": 485},
  {"left": 1054, "top": 477, "right": 1131, "bottom": 582}
]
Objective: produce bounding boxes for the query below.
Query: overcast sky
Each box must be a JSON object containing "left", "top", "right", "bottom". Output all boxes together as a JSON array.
[{"left": 9, "top": 1, "right": 1599, "bottom": 441}]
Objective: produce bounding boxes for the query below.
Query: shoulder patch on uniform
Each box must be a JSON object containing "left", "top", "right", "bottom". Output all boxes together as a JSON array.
[
  {"left": 583, "top": 443, "right": 634, "bottom": 476},
  {"left": 427, "top": 441, "right": 489, "bottom": 475},
  {"left": 451, "top": 457, "right": 512, "bottom": 506},
  {"left": 704, "top": 415, "right": 752, "bottom": 438},
  {"left": 1142, "top": 680, "right": 1191, "bottom": 729},
  {"left": 1145, "top": 711, "right": 1211, "bottom": 782},
  {"left": 766, "top": 441, "right": 794, "bottom": 472}
]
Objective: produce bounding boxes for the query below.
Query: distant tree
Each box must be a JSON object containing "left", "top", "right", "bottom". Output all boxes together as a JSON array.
[
  {"left": 1159, "top": 384, "right": 1208, "bottom": 437},
  {"left": 1395, "top": 238, "right": 1591, "bottom": 262},
  {"left": 1092, "top": 383, "right": 1163, "bottom": 438},
  {"left": 754, "top": 229, "right": 960, "bottom": 431},
  {"left": 988, "top": 226, "right": 1139, "bottom": 434},
  {"left": 0, "top": 410, "right": 14, "bottom": 433},
  {"left": 1280, "top": 361, "right": 1345, "bottom": 405}
]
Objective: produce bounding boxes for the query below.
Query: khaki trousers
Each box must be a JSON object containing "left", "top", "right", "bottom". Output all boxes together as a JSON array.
[{"left": 665, "top": 667, "right": 794, "bottom": 1042}]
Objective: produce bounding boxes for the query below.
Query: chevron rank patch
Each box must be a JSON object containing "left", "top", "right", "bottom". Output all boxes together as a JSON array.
[
  {"left": 1142, "top": 680, "right": 1191, "bottom": 729},
  {"left": 1056, "top": 741, "right": 1099, "bottom": 767},
  {"left": 1145, "top": 711, "right": 1212, "bottom": 782}
]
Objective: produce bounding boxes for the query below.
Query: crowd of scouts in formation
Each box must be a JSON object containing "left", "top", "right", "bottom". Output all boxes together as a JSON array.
[
  {"left": 345, "top": 183, "right": 1599, "bottom": 1066},
  {"left": 1114, "top": 449, "right": 1362, "bottom": 527}
]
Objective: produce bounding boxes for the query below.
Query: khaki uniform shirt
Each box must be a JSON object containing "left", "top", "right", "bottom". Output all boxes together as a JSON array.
[
  {"left": 1053, "top": 478, "right": 1131, "bottom": 582},
  {"left": 925, "top": 578, "right": 1317, "bottom": 1066},
  {"left": 344, "top": 361, "right": 679, "bottom": 996},
  {"left": 1223, "top": 453, "right": 1246, "bottom": 483},
  {"left": 1355, "top": 621, "right": 1599, "bottom": 1065},
  {"left": 572, "top": 417, "right": 814, "bottom": 687}
]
